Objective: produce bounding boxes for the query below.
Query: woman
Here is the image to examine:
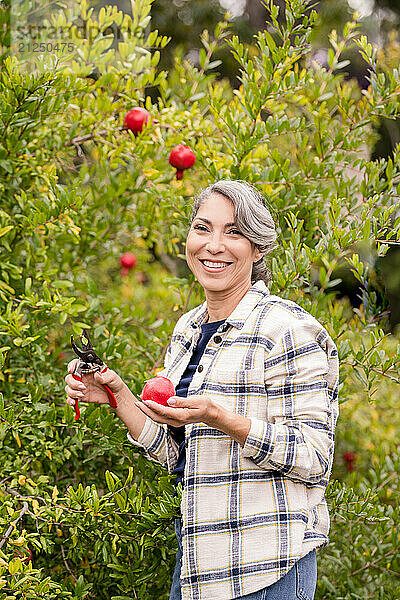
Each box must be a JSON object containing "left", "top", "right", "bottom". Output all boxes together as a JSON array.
[{"left": 65, "top": 180, "right": 339, "bottom": 600}]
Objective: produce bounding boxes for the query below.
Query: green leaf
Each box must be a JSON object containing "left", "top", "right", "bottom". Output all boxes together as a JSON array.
[
  {"left": 105, "top": 470, "right": 115, "bottom": 492},
  {"left": 0, "top": 225, "right": 13, "bottom": 237},
  {"left": 0, "top": 280, "right": 15, "bottom": 294}
]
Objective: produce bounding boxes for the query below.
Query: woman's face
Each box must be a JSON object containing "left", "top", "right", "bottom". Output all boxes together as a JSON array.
[{"left": 185, "top": 192, "right": 263, "bottom": 295}]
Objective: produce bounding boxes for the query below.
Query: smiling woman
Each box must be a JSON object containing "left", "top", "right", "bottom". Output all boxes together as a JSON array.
[
  {"left": 185, "top": 181, "right": 277, "bottom": 321},
  {"left": 65, "top": 180, "right": 339, "bottom": 600}
]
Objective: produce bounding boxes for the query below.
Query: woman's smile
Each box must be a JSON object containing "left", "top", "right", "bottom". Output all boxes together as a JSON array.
[{"left": 198, "top": 259, "right": 233, "bottom": 272}]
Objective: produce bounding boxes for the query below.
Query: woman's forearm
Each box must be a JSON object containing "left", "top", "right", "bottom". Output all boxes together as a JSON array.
[
  {"left": 114, "top": 382, "right": 148, "bottom": 442},
  {"left": 209, "top": 403, "right": 251, "bottom": 447}
]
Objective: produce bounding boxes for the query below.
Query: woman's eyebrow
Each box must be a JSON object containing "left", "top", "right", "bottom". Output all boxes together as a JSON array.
[{"left": 195, "top": 217, "right": 236, "bottom": 227}]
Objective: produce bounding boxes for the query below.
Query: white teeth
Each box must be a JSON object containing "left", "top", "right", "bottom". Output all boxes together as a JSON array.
[{"left": 202, "top": 260, "right": 229, "bottom": 268}]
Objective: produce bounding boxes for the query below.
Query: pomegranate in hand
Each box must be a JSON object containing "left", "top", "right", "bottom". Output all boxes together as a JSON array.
[
  {"left": 169, "top": 144, "right": 196, "bottom": 180},
  {"left": 141, "top": 376, "right": 175, "bottom": 406}
]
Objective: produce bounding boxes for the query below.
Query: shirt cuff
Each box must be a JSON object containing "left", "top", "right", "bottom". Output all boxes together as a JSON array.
[
  {"left": 241, "top": 417, "right": 276, "bottom": 464},
  {"left": 126, "top": 417, "right": 163, "bottom": 454}
]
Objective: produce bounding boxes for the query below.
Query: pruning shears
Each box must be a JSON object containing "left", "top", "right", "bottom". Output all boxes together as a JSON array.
[{"left": 70, "top": 329, "right": 117, "bottom": 420}]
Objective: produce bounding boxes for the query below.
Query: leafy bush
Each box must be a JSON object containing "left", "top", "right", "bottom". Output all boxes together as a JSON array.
[{"left": 0, "top": 0, "right": 399, "bottom": 598}]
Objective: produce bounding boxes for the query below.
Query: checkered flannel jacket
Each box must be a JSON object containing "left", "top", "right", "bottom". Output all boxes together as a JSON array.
[{"left": 128, "top": 280, "right": 339, "bottom": 600}]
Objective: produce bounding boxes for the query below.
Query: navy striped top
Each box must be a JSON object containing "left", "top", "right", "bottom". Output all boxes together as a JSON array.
[{"left": 168, "top": 318, "right": 226, "bottom": 489}]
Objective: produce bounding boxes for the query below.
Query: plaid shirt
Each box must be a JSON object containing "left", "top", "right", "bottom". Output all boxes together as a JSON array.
[{"left": 128, "top": 281, "right": 339, "bottom": 600}]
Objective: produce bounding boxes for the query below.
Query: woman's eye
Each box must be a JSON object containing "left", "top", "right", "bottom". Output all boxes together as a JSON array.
[{"left": 192, "top": 224, "right": 241, "bottom": 235}]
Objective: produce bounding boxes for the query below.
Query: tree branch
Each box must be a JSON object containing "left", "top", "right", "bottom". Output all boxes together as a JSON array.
[{"left": 0, "top": 501, "right": 28, "bottom": 550}]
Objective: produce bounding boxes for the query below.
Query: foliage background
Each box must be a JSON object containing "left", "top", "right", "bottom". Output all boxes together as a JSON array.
[{"left": 0, "top": 0, "right": 399, "bottom": 598}]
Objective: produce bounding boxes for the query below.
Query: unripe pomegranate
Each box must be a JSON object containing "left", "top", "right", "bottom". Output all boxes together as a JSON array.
[
  {"left": 141, "top": 376, "right": 175, "bottom": 406},
  {"left": 120, "top": 252, "right": 137, "bottom": 269},
  {"left": 169, "top": 144, "right": 196, "bottom": 180},
  {"left": 123, "top": 108, "right": 149, "bottom": 134},
  {"left": 136, "top": 271, "right": 148, "bottom": 285}
]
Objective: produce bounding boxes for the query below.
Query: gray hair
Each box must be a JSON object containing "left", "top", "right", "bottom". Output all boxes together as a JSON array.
[{"left": 190, "top": 180, "right": 277, "bottom": 285}]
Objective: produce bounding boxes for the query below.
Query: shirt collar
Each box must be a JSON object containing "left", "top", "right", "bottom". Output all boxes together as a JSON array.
[{"left": 189, "top": 280, "right": 270, "bottom": 331}]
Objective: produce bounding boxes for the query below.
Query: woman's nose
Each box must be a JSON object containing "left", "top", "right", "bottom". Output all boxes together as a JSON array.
[{"left": 206, "top": 232, "right": 225, "bottom": 252}]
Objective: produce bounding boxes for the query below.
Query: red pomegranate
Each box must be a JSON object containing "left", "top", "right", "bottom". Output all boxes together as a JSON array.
[
  {"left": 343, "top": 452, "right": 356, "bottom": 472},
  {"left": 123, "top": 108, "right": 149, "bottom": 134},
  {"left": 141, "top": 376, "right": 176, "bottom": 406},
  {"left": 169, "top": 144, "right": 196, "bottom": 180},
  {"left": 120, "top": 252, "right": 137, "bottom": 270}
]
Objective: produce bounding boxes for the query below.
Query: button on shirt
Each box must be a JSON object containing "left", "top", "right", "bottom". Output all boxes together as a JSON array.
[{"left": 128, "top": 281, "right": 339, "bottom": 600}]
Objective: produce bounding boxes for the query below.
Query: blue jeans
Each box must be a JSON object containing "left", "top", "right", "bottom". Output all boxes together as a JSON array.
[{"left": 169, "top": 517, "right": 317, "bottom": 600}]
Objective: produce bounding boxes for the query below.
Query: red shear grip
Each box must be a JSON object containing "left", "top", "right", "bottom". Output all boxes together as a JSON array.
[
  {"left": 104, "top": 384, "right": 117, "bottom": 408},
  {"left": 74, "top": 399, "right": 80, "bottom": 421},
  {"left": 72, "top": 373, "right": 82, "bottom": 420},
  {"left": 100, "top": 366, "right": 117, "bottom": 408}
]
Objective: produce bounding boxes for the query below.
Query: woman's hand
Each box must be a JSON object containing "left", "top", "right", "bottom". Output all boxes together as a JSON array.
[
  {"left": 134, "top": 394, "right": 220, "bottom": 428},
  {"left": 64, "top": 359, "right": 125, "bottom": 409}
]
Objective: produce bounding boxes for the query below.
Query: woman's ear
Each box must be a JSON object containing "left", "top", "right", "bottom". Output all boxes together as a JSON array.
[{"left": 253, "top": 248, "right": 264, "bottom": 264}]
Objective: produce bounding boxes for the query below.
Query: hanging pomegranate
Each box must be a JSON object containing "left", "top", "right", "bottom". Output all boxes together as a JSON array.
[
  {"left": 343, "top": 451, "right": 356, "bottom": 472},
  {"left": 123, "top": 108, "right": 149, "bottom": 135},
  {"left": 169, "top": 144, "right": 196, "bottom": 180},
  {"left": 120, "top": 252, "right": 137, "bottom": 269}
]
